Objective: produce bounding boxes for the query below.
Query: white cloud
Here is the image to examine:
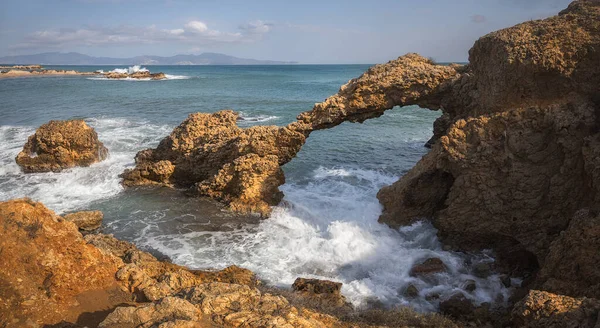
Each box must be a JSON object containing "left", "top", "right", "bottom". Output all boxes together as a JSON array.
[
  {"left": 185, "top": 21, "right": 208, "bottom": 33},
  {"left": 10, "top": 20, "right": 271, "bottom": 50}
]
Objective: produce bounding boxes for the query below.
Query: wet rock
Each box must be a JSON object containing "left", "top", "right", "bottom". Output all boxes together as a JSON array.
[
  {"left": 439, "top": 293, "right": 475, "bottom": 319},
  {"left": 472, "top": 263, "right": 492, "bottom": 279},
  {"left": 291, "top": 278, "right": 349, "bottom": 308},
  {"left": 104, "top": 71, "right": 166, "bottom": 80},
  {"left": 15, "top": 120, "right": 108, "bottom": 173},
  {"left": 404, "top": 284, "right": 420, "bottom": 298},
  {"left": 511, "top": 290, "right": 600, "bottom": 328},
  {"left": 463, "top": 279, "right": 477, "bottom": 293},
  {"left": 410, "top": 258, "right": 447, "bottom": 276},
  {"left": 63, "top": 210, "right": 103, "bottom": 231},
  {"left": 500, "top": 275, "right": 512, "bottom": 288}
]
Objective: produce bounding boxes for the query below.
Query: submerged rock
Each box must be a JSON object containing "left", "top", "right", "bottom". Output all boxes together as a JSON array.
[{"left": 15, "top": 119, "right": 108, "bottom": 173}]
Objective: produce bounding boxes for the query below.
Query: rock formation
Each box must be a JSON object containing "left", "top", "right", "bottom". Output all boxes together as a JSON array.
[
  {"left": 121, "top": 110, "right": 305, "bottom": 216},
  {"left": 16, "top": 120, "right": 109, "bottom": 173},
  {"left": 120, "top": 55, "right": 455, "bottom": 216},
  {"left": 377, "top": 0, "right": 600, "bottom": 284},
  {"left": 63, "top": 210, "right": 104, "bottom": 231},
  {"left": 104, "top": 71, "right": 167, "bottom": 80}
]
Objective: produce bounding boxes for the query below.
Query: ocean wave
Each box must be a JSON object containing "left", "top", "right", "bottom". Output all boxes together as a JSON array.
[
  {"left": 87, "top": 74, "right": 191, "bottom": 81},
  {"left": 237, "top": 111, "right": 279, "bottom": 124},
  {"left": 121, "top": 165, "right": 512, "bottom": 310}
]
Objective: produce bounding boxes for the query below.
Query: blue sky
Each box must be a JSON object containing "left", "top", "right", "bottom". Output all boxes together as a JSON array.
[{"left": 0, "top": 0, "right": 572, "bottom": 63}]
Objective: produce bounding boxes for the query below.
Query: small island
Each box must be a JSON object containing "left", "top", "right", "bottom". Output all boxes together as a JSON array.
[{"left": 0, "top": 64, "right": 167, "bottom": 79}]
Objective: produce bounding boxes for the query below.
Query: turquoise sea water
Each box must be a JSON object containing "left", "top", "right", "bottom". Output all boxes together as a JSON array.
[{"left": 0, "top": 65, "right": 510, "bottom": 310}]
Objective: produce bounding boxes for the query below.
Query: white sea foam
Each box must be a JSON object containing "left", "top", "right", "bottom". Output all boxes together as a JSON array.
[
  {"left": 0, "top": 118, "right": 172, "bottom": 213},
  {"left": 87, "top": 74, "right": 191, "bottom": 81},
  {"left": 110, "top": 65, "right": 149, "bottom": 74},
  {"left": 127, "top": 165, "right": 511, "bottom": 311},
  {"left": 237, "top": 111, "right": 279, "bottom": 124}
]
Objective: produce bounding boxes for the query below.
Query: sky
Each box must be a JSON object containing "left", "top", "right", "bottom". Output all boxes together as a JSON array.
[{"left": 0, "top": 0, "right": 573, "bottom": 64}]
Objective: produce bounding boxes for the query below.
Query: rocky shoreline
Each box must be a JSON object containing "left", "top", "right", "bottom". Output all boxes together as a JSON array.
[{"left": 3, "top": 0, "right": 600, "bottom": 327}]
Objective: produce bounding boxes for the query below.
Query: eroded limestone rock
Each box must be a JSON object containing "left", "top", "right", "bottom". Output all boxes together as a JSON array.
[
  {"left": 511, "top": 290, "right": 600, "bottom": 328},
  {"left": 121, "top": 110, "right": 305, "bottom": 216},
  {"left": 15, "top": 119, "right": 108, "bottom": 173},
  {"left": 63, "top": 210, "right": 103, "bottom": 231}
]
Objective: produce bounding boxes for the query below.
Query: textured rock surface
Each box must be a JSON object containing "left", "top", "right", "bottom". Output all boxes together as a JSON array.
[
  {"left": 536, "top": 209, "right": 600, "bottom": 299},
  {"left": 289, "top": 54, "right": 460, "bottom": 133},
  {"left": 377, "top": 0, "right": 600, "bottom": 286},
  {"left": 0, "top": 199, "right": 124, "bottom": 326},
  {"left": 291, "top": 278, "right": 349, "bottom": 309},
  {"left": 104, "top": 71, "right": 167, "bottom": 80},
  {"left": 63, "top": 210, "right": 103, "bottom": 231},
  {"left": 511, "top": 290, "right": 600, "bottom": 328},
  {"left": 15, "top": 119, "right": 109, "bottom": 173},
  {"left": 121, "top": 110, "right": 305, "bottom": 216}
]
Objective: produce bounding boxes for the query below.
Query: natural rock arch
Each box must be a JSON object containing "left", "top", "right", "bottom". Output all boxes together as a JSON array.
[{"left": 122, "top": 0, "right": 600, "bottom": 299}]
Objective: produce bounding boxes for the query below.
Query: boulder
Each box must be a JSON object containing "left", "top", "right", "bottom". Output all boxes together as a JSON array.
[
  {"left": 63, "top": 210, "right": 103, "bottom": 231},
  {"left": 439, "top": 293, "right": 475, "bottom": 319},
  {"left": 409, "top": 258, "right": 447, "bottom": 276},
  {"left": 291, "top": 278, "right": 349, "bottom": 308},
  {"left": 16, "top": 120, "right": 108, "bottom": 173}
]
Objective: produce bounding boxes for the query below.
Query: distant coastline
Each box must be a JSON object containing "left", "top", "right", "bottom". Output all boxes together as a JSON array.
[{"left": 0, "top": 52, "right": 298, "bottom": 66}]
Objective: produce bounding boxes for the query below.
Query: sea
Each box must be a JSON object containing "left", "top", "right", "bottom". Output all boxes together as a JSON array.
[{"left": 0, "top": 65, "right": 511, "bottom": 311}]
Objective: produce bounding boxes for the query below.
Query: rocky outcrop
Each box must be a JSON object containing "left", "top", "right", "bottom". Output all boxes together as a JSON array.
[
  {"left": 511, "top": 290, "right": 600, "bottom": 328},
  {"left": 16, "top": 120, "right": 109, "bottom": 173},
  {"left": 0, "top": 199, "right": 125, "bottom": 326},
  {"left": 0, "top": 199, "right": 354, "bottom": 327},
  {"left": 63, "top": 210, "right": 103, "bottom": 231},
  {"left": 291, "top": 278, "right": 349, "bottom": 309},
  {"left": 104, "top": 71, "right": 167, "bottom": 80},
  {"left": 377, "top": 0, "right": 600, "bottom": 283},
  {"left": 121, "top": 110, "right": 305, "bottom": 216}
]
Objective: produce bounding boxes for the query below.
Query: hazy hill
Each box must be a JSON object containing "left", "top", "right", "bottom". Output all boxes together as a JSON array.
[{"left": 0, "top": 52, "right": 297, "bottom": 65}]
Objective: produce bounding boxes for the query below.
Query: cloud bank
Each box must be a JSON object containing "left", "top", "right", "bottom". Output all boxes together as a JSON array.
[{"left": 10, "top": 20, "right": 272, "bottom": 50}]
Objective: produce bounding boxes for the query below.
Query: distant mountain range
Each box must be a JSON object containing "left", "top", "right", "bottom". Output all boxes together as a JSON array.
[{"left": 0, "top": 52, "right": 297, "bottom": 65}]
